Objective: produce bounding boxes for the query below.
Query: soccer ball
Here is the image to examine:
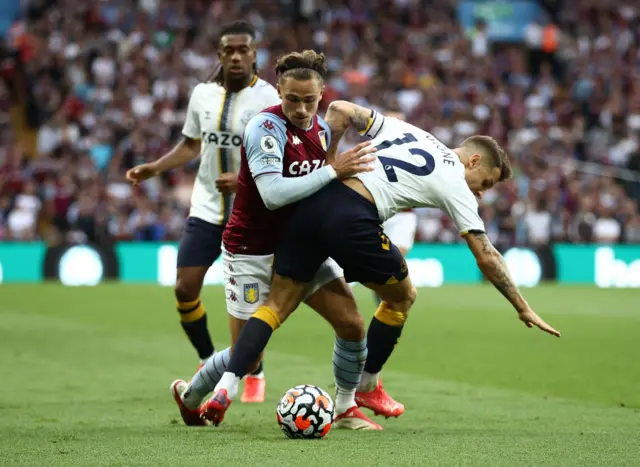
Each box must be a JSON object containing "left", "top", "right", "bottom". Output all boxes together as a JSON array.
[{"left": 276, "top": 384, "right": 334, "bottom": 439}]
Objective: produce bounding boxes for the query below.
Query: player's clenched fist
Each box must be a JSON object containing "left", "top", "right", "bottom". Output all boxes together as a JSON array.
[
  {"left": 331, "top": 141, "right": 377, "bottom": 180},
  {"left": 126, "top": 163, "right": 160, "bottom": 185},
  {"left": 215, "top": 172, "right": 239, "bottom": 195}
]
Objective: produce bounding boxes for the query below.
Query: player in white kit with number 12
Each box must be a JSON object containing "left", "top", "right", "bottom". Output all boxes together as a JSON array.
[{"left": 203, "top": 101, "right": 561, "bottom": 426}]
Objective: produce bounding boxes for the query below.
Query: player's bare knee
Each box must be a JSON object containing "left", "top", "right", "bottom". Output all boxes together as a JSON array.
[
  {"left": 396, "top": 292, "right": 416, "bottom": 316},
  {"left": 407, "top": 286, "right": 418, "bottom": 308},
  {"left": 175, "top": 267, "right": 206, "bottom": 302},
  {"left": 335, "top": 311, "right": 365, "bottom": 341},
  {"left": 174, "top": 279, "right": 199, "bottom": 303},
  {"left": 376, "top": 284, "right": 416, "bottom": 326},
  {"left": 393, "top": 284, "right": 417, "bottom": 314}
]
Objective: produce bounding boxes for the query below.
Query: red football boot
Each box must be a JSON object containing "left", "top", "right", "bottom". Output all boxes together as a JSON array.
[
  {"left": 241, "top": 376, "right": 266, "bottom": 403},
  {"left": 200, "top": 389, "right": 233, "bottom": 426},
  {"left": 334, "top": 406, "right": 383, "bottom": 430},
  {"left": 170, "top": 379, "right": 207, "bottom": 426},
  {"left": 355, "top": 380, "right": 405, "bottom": 418}
]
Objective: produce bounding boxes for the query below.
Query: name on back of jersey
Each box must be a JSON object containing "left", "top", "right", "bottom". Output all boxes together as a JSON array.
[{"left": 201, "top": 131, "right": 242, "bottom": 148}]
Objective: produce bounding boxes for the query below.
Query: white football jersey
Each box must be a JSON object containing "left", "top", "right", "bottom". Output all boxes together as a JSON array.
[
  {"left": 182, "top": 76, "right": 281, "bottom": 225},
  {"left": 355, "top": 112, "right": 485, "bottom": 235}
]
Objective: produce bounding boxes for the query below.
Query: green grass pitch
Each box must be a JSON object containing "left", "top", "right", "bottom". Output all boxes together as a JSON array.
[{"left": 1, "top": 284, "right": 639, "bottom": 466}]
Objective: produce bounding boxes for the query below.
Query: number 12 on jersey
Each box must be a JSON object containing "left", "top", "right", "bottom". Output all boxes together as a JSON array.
[{"left": 375, "top": 133, "right": 435, "bottom": 182}]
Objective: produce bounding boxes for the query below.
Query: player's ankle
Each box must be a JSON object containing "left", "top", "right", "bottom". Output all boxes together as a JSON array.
[
  {"left": 358, "top": 371, "right": 380, "bottom": 392},
  {"left": 335, "top": 386, "right": 357, "bottom": 415},
  {"left": 336, "top": 402, "right": 357, "bottom": 416},
  {"left": 215, "top": 372, "right": 241, "bottom": 400},
  {"left": 182, "top": 384, "right": 205, "bottom": 410}
]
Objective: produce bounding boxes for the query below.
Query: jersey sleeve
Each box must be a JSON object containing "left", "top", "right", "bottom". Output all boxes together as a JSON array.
[
  {"left": 244, "top": 113, "right": 337, "bottom": 211},
  {"left": 244, "top": 113, "right": 288, "bottom": 179},
  {"left": 255, "top": 168, "right": 337, "bottom": 210},
  {"left": 358, "top": 109, "right": 385, "bottom": 139},
  {"left": 317, "top": 116, "right": 332, "bottom": 149},
  {"left": 181, "top": 84, "right": 202, "bottom": 140},
  {"left": 437, "top": 182, "right": 486, "bottom": 236}
]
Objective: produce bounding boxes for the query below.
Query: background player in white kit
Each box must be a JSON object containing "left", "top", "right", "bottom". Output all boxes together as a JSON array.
[
  {"left": 205, "top": 101, "right": 561, "bottom": 424},
  {"left": 126, "top": 21, "right": 280, "bottom": 403}
]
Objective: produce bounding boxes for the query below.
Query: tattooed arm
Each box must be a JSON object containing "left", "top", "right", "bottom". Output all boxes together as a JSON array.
[
  {"left": 465, "top": 232, "right": 527, "bottom": 311},
  {"left": 465, "top": 232, "right": 561, "bottom": 336},
  {"left": 325, "top": 100, "right": 374, "bottom": 134},
  {"left": 323, "top": 101, "right": 379, "bottom": 162}
]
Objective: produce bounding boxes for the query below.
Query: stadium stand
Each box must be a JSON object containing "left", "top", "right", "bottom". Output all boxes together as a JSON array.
[{"left": 1, "top": 0, "right": 639, "bottom": 245}]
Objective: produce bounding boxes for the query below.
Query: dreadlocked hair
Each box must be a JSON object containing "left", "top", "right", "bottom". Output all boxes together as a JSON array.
[
  {"left": 275, "top": 50, "right": 328, "bottom": 82},
  {"left": 207, "top": 20, "right": 257, "bottom": 84}
]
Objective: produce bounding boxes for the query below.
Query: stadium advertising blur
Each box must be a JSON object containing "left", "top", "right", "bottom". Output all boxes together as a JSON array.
[
  {"left": 1, "top": 243, "right": 640, "bottom": 288},
  {"left": 456, "top": 1, "right": 544, "bottom": 42}
]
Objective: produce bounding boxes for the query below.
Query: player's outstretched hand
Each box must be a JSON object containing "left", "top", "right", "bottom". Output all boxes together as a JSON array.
[
  {"left": 518, "top": 307, "right": 561, "bottom": 337},
  {"left": 215, "top": 172, "right": 238, "bottom": 195},
  {"left": 126, "top": 163, "right": 160, "bottom": 185},
  {"left": 332, "top": 142, "right": 377, "bottom": 180}
]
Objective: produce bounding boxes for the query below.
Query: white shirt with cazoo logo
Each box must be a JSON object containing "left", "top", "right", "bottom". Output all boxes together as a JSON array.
[{"left": 182, "top": 78, "right": 280, "bottom": 225}]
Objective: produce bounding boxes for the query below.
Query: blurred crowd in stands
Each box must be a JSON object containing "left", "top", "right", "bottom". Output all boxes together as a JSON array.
[{"left": 1, "top": 0, "right": 640, "bottom": 246}]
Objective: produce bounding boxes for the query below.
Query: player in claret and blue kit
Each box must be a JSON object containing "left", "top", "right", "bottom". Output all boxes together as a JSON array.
[{"left": 171, "top": 50, "right": 384, "bottom": 430}]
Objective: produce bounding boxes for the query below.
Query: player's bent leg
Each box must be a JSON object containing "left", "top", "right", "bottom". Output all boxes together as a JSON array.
[
  {"left": 304, "top": 269, "right": 382, "bottom": 431},
  {"left": 200, "top": 213, "right": 328, "bottom": 425},
  {"left": 200, "top": 273, "right": 308, "bottom": 425},
  {"left": 357, "top": 277, "right": 417, "bottom": 418},
  {"left": 222, "top": 248, "right": 276, "bottom": 404},
  {"left": 174, "top": 345, "right": 263, "bottom": 422},
  {"left": 263, "top": 273, "right": 309, "bottom": 322},
  {"left": 303, "top": 260, "right": 363, "bottom": 339},
  {"left": 199, "top": 306, "right": 282, "bottom": 426},
  {"left": 228, "top": 315, "right": 266, "bottom": 403}
]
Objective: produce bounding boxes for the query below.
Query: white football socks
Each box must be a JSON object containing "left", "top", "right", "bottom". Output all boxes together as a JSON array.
[
  {"left": 358, "top": 371, "right": 380, "bottom": 392},
  {"left": 215, "top": 371, "right": 241, "bottom": 400},
  {"left": 335, "top": 386, "right": 357, "bottom": 415}
]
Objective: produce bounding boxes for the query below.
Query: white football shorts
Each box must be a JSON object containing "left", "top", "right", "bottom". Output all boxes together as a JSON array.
[{"left": 221, "top": 246, "right": 343, "bottom": 321}]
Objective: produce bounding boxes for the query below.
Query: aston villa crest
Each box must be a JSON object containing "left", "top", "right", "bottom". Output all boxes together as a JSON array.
[
  {"left": 243, "top": 283, "right": 259, "bottom": 304},
  {"left": 318, "top": 130, "right": 328, "bottom": 151}
]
